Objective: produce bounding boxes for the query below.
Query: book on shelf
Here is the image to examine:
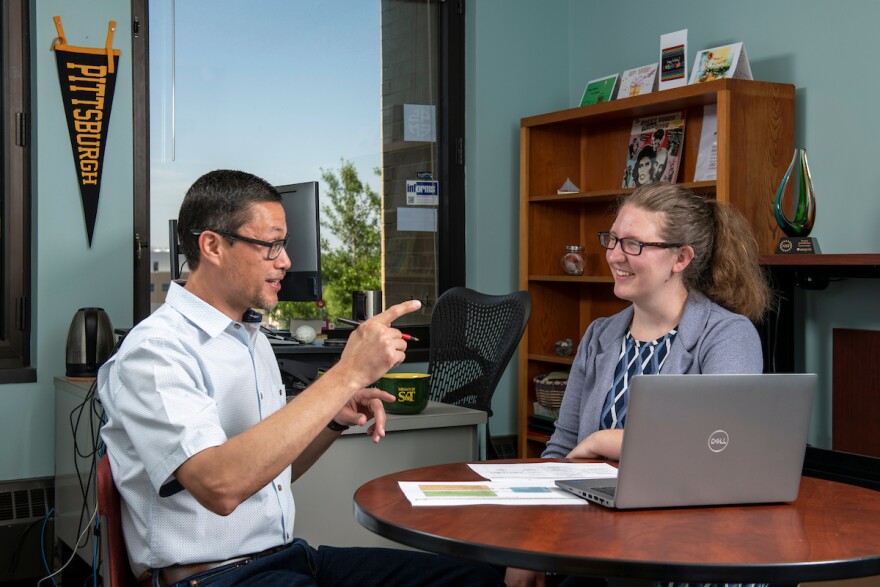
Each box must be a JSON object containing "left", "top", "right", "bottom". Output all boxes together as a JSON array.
[
  {"left": 527, "top": 415, "right": 556, "bottom": 436},
  {"left": 579, "top": 73, "right": 619, "bottom": 106},
  {"left": 694, "top": 104, "right": 718, "bottom": 181},
  {"left": 621, "top": 111, "right": 686, "bottom": 189},
  {"left": 527, "top": 429, "right": 551, "bottom": 443},
  {"left": 617, "top": 63, "right": 658, "bottom": 99},
  {"left": 689, "top": 42, "right": 753, "bottom": 84},
  {"left": 533, "top": 402, "right": 560, "bottom": 420}
]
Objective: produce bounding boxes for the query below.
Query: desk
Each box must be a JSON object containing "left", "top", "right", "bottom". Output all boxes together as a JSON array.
[
  {"left": 759, "top": 254, "right": 880, "bottom": 373},
  {"left": 293, "top": 402, "right": 486, "bottom": 548},
  {"left": 354, "top": 460, "right": 880, "bottom": 584},
  {"left": 271, "top": 339, "right": 344, "bottom": 391}
]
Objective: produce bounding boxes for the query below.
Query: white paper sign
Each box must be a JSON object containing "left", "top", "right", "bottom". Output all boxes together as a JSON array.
[
  {"left": 397, "top": 207, "right": 437, "bottom": 232},
  {"left": 403, "top": 104, "right": 436, "bottom": 142},
  {"left": 406, "top": 179, "right": 439, "bottom": 205}
]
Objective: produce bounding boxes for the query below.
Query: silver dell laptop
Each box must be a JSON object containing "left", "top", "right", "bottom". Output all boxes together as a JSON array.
[{"left": 555, "top": 373, "right": 816, "bottom": 509}]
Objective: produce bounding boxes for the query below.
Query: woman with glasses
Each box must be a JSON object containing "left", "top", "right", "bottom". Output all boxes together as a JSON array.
[
  {"left": 542, "top": 182, "right": 771, "bottom": 463},
  {"left": 506, "top": 182, "right": 772, "bottom": 587}
]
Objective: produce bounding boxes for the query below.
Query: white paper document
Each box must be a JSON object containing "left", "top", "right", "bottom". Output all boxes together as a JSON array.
[
  {"left": 396, "top": 463, "right": 618, "bottom": 506},
  {"left": 398, "top": 480, "right": 583, "bottom": 506},
  {"left": 467, "top": 462, "right": 618, "bottom": 481},
  {"left": 694, "top": 104, "right": 718, "bottom": 181}
]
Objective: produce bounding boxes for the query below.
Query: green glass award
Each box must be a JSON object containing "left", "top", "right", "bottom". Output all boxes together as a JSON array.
[{"left": 774, "top": 148, "right": 819, "bottom": 254}]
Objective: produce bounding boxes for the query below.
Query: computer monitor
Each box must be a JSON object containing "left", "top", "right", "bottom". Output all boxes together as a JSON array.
[
  {"left": 276, "top": 181, "right": 323, "bottom": 302},
  {"left": 168, "top": 182, "right": 322, "bottom": 303}
]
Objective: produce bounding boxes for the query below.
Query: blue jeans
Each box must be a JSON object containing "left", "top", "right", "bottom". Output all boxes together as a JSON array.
[{"left": 162, "top": 539, "right": 504, "bottom": 587}]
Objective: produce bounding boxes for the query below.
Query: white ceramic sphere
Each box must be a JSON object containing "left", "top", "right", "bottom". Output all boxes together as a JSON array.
[{"left": 293, "top": 324, "right": 317, "bottom": 344}]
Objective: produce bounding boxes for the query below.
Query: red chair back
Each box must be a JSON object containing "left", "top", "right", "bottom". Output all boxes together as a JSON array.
[{"left": 97, "top": 453, "right": 137, "bottom": 586}]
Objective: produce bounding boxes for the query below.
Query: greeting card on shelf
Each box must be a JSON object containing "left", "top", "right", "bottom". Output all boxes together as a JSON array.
[
  {"left": 689, "top": 42, "right": 753, "bottom": 84},
  {"left": 694, "top": 104, "right": 718, "bottom": 181},
  {"left": 579, "top": 74, "right": 619, "bottom": 106},
  {"left": 621, "top": 111, "right": 686, "bottom": 189},
  {"left": 659, "top": 29, "right": 688, "bottom": 90},
  {"left": 617, "top": 64, "right": 658, "bottom": 99}
]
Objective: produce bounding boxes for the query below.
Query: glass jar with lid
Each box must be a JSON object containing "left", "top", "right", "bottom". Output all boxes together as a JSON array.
[{"left": 561, "top": 245, "right": 585, "bottom": 275}]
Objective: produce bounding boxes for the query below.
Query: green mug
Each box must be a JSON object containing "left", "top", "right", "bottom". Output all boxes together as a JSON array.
[{"left": 376, "top": 373, "right": 430, "bottom": 415}]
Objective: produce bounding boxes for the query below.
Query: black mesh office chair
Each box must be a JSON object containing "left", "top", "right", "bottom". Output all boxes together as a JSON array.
[{"left": 427, "top": 287, "right": 531, "bottom": 459}]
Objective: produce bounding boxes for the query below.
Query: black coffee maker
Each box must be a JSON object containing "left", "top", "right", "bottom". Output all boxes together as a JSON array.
[{"left": 65, "top": 307, "right": 115, "bottom": 378}]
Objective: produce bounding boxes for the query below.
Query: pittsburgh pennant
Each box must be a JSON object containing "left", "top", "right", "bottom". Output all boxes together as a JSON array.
[{"left": 52, "top": 16, "right": 120, "bottom": 247}]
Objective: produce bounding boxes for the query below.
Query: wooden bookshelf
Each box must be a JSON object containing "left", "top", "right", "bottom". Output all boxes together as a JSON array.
[{"left": 518, "top": 79, "right": 795, "bottom": 457}]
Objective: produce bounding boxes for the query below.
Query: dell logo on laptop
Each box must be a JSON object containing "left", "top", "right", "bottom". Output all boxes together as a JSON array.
[{"left": 708, "top": 430, "right": 729, "bottom": 453}]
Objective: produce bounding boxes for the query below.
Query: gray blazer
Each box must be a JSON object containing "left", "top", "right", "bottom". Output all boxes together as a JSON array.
[{"left": 542, "top": 291, "right": 763, "bottom": 458}]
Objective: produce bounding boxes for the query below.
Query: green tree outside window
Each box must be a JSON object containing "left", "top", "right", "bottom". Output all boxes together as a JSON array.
[{"left": 268, "top": 160, "right": 381, "bottom": 330}]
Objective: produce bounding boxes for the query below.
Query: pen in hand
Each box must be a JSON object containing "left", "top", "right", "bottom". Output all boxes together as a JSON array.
[{"left": 336, "top": 317, "right": 420, "bottom": 342}]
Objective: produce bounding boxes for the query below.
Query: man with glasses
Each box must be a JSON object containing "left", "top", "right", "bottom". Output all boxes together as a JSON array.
[{"left": 99, "top": 170, "right": 503, "bottom": 587}]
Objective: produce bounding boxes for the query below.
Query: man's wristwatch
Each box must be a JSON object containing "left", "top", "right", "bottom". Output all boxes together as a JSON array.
[{"left": 327, "top": 419, "right": 349, "bottom": 432}]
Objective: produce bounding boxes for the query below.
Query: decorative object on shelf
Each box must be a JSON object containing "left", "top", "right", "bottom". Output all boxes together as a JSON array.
[
  {"left": 774, "top": 148, "right": 820, "bottom": 254},
  {"left": 561, "top": 246, "right": 585, "bottom": 275},
  {"left": 617, "top": 63, "right": 658, "bottom": 99},
  {"left": 621, "top": 111, "right": 686, "bottom": 188},
  {"left": 579, "top": 73, "right": 619, "bottom": 106},
  {"left": 533, "top": 372, "right": 569, "bottom": 410},
  {"left": 659, "top": 29, "right": 688, "bottom": 90},
  {"left": 557, "top": 178, "right": 580, "bottom": 194},
  {"left": 689, "top": 42, "right": 753, "bottom": 84},
  {"left": 554, "top": 338, "right": 574, "bottom": 357},
  {"left": 293, "top": 324, "right": 317, "bottom": 344}
]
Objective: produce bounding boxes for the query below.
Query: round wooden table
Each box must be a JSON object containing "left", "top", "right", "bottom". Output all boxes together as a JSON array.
[{"left": 353, "top": 460, "right": 880, "bottom": 584}]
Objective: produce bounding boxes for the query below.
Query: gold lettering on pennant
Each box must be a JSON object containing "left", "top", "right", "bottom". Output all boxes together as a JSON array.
[
  {"left": 66, "top": 63, "right": 107, "bottom": 77},
  {"left": 65, "top": 62, "right": 109, "bottom": 186}
]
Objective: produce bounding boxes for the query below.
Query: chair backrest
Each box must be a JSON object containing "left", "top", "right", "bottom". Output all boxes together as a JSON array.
[
  {"left": 427, "top": 287, "right": 531, "bottom": 416},
  {"left": 97, "top": 453, "right": 136, "bottom": 587}
]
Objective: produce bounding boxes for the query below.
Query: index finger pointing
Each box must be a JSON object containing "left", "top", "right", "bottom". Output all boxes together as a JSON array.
[{"left": 372, "top": 300, "right": 421, "bottom": 326}]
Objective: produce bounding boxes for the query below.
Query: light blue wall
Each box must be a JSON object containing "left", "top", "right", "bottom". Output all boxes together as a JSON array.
[
  {"left": 465, "top": 0, "right": 570, "bottom": 437},
  {"left": 468, "top": 0, "right": 880, "bottom": 445},
  {"left": 0, "top": 0, "right": 132, "bottom": 481}
]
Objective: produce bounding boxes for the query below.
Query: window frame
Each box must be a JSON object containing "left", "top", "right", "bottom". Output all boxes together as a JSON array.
[
  {"left": 0, "top": 0, "right": 35, "bottom": 383},
  {"left": 131, "top": 0, "right": 467, "bottom": 354}
]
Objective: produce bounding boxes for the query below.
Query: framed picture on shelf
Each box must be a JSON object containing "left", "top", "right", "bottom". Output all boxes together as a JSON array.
[{"left": 621, "top": 111, "right": 686, "bottom": 188}]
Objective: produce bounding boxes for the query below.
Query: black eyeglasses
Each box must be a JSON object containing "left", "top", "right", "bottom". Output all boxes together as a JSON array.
[
  {"left": 598, "top": 231, "right": 684, "bottom": 256},
  {"left": 191, "top": 229, "right": 289, "bottom": 260}
]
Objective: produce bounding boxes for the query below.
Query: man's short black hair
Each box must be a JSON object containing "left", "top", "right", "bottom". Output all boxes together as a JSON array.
[{"left": 177, "top": 170, "right": 281, "bottom": 271}]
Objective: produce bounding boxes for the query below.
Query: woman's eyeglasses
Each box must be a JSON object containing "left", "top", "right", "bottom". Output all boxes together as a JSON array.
[{"left": 598, "top": 231, "right": 683, "bottom": 256}]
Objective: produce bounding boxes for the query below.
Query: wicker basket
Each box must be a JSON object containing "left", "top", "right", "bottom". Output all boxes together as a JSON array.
[{"left": 533, "top": 372, "right": 569, "bottom": 409}]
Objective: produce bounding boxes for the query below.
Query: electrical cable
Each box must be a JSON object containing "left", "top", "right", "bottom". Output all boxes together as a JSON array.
[
  {"left": 55, "top": 334, "right": 121, "bottom": 584},
  {"left": 37, "top": 507, "right": 98, "bottom": 586},
  {"left": 40, "top": 508, "right": 58, "bottom": 587}
]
